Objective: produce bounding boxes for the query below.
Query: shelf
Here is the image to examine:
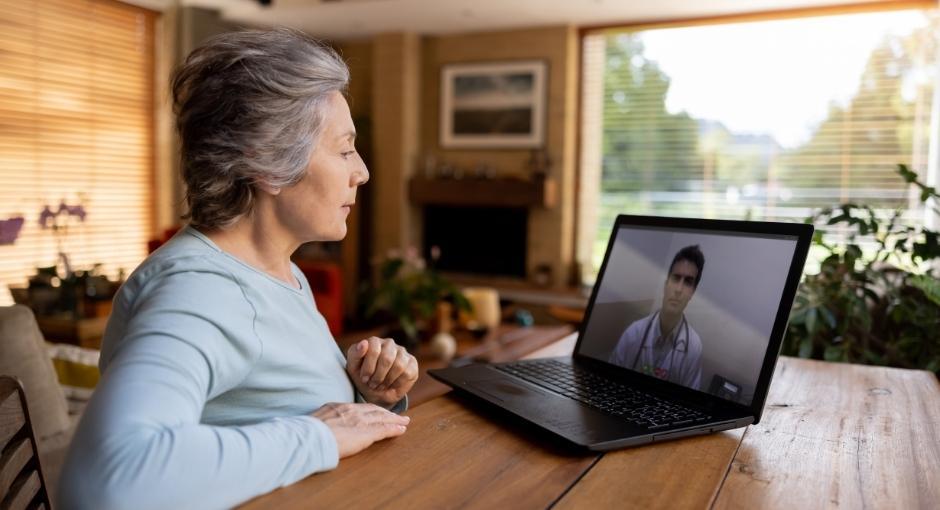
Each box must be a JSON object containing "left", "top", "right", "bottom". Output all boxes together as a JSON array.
[{"left": 408, "top": 176, "right": 556, "bottom": 208}]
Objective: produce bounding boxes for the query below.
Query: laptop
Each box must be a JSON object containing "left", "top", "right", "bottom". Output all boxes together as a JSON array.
[{"left": 429, "top": 214, "right": 813, "bottom": 450}]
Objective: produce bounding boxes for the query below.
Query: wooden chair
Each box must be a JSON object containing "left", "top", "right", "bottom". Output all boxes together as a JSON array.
[{"left": 0, "top": 376, "right": 51, "bottom": 510}]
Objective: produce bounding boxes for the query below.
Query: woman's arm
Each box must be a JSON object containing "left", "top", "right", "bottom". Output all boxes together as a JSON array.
[
  {"left": 57, "top": 269, "right": 404, "bottom": 510},
  {"left": 59, "top": 334, "right": 338, "bottom": 510}
]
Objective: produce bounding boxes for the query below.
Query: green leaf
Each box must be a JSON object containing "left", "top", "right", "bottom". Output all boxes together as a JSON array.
[
  {"left": 926, "top": 359, "right": 940, "bottom": 374},
  {"left": 820, "top": 307, "right": 837, "bottom": 329},
  {"left": 909, "top": 275, "right": 940, "bottom": 307},
  {"left": 846, "top": 244, "right": 862, "bottom": 261},
  {"left": 827, "top": 214, "right": 848, "bottom": 225},
  {"left": 897, "top": 163, "right": 916, "bottom": 183},
  {"left": 798, "top": 337, "right": 813, "bottom": 358},
  {"left": 863, "top": 350, "right": 883, "bottom": 365},
  {"left": 380, "top": 258, "right": 404, "bottom": 281},
  {"left": 806, "top": 307, "right": 818, "bottom": 335},
  {"left": 789, "top": 309, "right": 806, "bottom": 325},
  {"left": 824, "top": 344, "right": 843, "bottom": 362},
  {"left": 400, "top": 317, "right": 418, "bottom": 341}
]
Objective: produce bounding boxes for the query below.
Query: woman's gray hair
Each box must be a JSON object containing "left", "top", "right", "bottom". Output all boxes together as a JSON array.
[{"left": 172, "top": 28, "right": 349, "bottom": 229}]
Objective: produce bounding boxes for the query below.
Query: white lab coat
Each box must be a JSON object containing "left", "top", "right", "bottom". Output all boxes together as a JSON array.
[{"left": 608, "top": 310, "right": 703, "bottom": 390}]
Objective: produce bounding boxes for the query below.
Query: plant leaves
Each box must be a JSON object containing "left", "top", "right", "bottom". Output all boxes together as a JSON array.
[
  {"left": 821, "top": 307, "right": 837, "bottom": 329},
  {"left": 926, "top": 359, "right": 940, "bottom": 374},
  {"left": 827, "top": 214, "right": 848, "bottom": 225},
  {"left": 787, "top": 164, "right": 940, "bottom": 376},
  {"left": 845, "top": 244, "right": 862, "bottom": 262},
  {"left": 909, "top": 275, "right": 940, "bottom": 307},
  {"left": 401, "top": 317, "right": 418, "bottom": 341},
  {"left": 798, "top": 337, "right": 813, "bottom": 358},
  {"left": 897, "top": 163, "right": 916, "bottom": 183},
  {"left": 789, "top": 308, "right": 805, "bottom": 325},
  {"left": 824, "top": 344, "right": 843, "bottom": 362},
  {"left": 806, "top": 307, "right": 818, "bottom": 335},
  {"left": 380, "top": 258, "right": 404, "bottom": 281}
]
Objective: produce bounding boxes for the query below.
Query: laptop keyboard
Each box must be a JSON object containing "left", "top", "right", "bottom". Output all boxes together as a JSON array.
[{"left": 494, "top": 359, "right": 711, "bottom": 430}]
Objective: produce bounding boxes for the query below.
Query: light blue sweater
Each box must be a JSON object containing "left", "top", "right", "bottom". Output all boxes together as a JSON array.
[{"left": 58, "top": 227, "right": 391, "bottom": 509}]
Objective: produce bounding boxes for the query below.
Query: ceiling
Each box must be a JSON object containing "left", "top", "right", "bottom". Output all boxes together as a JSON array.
[{"left": 144, "top": 0, "right": 912, "bottom": 40}]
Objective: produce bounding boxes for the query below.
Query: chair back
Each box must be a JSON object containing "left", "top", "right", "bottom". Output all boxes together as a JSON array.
[{"left": 0, "top": 376, "right": 51, "bottom": 510}]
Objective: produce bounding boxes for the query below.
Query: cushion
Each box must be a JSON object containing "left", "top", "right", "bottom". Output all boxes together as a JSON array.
[
  {"left": 46, "top": 342, "right": 99, "bottom": 389},
  {"left": 46, "top": 342, "right": 99, "bottom": 415},
  {"left": 0, "top": 305, "right": 71, "bottom": 441}
]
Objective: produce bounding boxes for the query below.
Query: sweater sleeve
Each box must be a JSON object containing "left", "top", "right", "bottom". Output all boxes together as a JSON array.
[{"left": 57, "top": 268, "right": 339, "bottom": 510}]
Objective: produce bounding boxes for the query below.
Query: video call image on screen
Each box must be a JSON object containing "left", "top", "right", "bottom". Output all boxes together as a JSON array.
[{"left": 579, "top": 226, "right": 798, "bottom": 406}]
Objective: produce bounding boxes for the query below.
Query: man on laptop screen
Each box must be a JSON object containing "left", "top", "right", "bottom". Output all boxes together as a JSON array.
[
  {"left": 429, "top": 215, "right": 813, "bottom": 451},
  {"left": 609, "top": 245, "right": 705, "bottom": 390},
  {"left": 578, "top": 223, "right": 801, "bottom": 406}
]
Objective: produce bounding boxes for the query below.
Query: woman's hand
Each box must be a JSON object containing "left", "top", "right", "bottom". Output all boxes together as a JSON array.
[
  {"left": 346, "top": 337, "right": 418, "bottom": 408},
  {"left": 311, "top": 403, "right": 410, "bottom": 458}
]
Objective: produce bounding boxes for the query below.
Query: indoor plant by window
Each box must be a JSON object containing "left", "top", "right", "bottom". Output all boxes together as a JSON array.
[
  {"left": 363, "top": 247, "right": 471, "bottom": 351},
  {"left": 784, "top": 165, "right": 940, "bottom": 374}
]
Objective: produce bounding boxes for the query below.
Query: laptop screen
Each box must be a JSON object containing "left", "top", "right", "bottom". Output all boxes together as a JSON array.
[{"left": 577, "top": 224, "right": 800, "bottom": 407}]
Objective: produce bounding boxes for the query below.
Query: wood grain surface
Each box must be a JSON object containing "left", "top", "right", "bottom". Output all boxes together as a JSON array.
[
  {"left": 0, "top": 390, "right": 25, "bottom": 447},
  {"left": 553, "top": 429, "right": 744, "bottom": 509},
  {"left": 239, "top": 394, "right": 597, "bottom": 509},
  {"left": 0, "top": 376, "right": 49, "bottom": 509},
  {"left": 713, "top": 357, "right": 940, "bottom": 509}
]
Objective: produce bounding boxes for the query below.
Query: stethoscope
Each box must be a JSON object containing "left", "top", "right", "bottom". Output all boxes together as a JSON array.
[{"left": 630, "top": 311, "right": 691, "bottom": 380}]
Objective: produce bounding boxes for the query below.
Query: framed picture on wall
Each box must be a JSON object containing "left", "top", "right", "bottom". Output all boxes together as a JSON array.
[{"left": 440, "top": 60, "right": 547, "bottom": 149}]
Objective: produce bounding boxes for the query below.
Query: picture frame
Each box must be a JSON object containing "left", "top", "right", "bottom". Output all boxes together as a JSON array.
[{"left": 439, "top": 60, "right": 547, "bottom": 149}]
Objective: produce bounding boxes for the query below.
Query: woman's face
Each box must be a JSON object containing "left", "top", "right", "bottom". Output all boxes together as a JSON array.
[{"left": 274, "top": 91, "right": 369, "bottom": 242}]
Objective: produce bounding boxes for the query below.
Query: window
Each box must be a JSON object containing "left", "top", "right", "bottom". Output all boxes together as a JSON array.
[
  {"left": 0, "top": 0, "right": 156, "bottom": 304},
  {"left": 579, "top": 8, "right": 939, "bottom": 282}
]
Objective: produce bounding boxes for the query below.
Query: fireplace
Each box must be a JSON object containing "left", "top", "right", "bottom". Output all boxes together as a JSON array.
[
  {"left": 422, "top": 205, "right": 527, "bottom": 278},
  {"left": 409, "top": 176, "right": 555, "bottom": 280}
]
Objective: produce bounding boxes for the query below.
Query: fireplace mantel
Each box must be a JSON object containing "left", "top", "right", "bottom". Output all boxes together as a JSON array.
[{"left": 408, "top": 176, "right": 556, "bottom": 208}]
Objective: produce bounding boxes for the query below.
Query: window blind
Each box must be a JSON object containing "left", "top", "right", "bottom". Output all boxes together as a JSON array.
[
  {"left": 580, "top": 9, "right": 938, "bottom": 281},
  {"left": 0, "top": 0, "right": 155, "bottom": 304}
]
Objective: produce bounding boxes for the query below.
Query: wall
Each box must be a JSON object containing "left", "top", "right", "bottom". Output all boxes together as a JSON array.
[
  {"left": 338, "top": 40, "right": 373, "bottom": 119},
  {"left": 370, "top": 33, "right": 423, "bottom": 262},
  {"left": 419, "top": 26, "right": 580, "bottom": 288},
  {"left": 334, "top": 40, "right": 372, "bottom": 316},
  {"left": 154, "top": 6, "right": 241, "bottom": 236}
]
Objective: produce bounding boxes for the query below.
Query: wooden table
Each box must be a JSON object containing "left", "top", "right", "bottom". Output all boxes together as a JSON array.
[{"left": 242, "top": 334, "right": 940, "bottom": 509}]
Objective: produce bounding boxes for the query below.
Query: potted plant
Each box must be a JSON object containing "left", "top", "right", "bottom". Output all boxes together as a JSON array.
[
  {"left": 784, "top": 164, "right": 940, "bottom": 374},
  {"left": 362, "top": 247, "right": 471, "bottom": 351}
]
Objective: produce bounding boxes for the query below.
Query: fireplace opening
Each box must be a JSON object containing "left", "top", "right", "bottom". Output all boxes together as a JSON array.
[{"left": 422, "top": 206, "right": 527, "bottom": 278}]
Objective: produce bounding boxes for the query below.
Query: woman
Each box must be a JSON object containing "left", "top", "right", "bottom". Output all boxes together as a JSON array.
[{"left": 58, "top": 29, "right": 417, "bottom": 509}]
